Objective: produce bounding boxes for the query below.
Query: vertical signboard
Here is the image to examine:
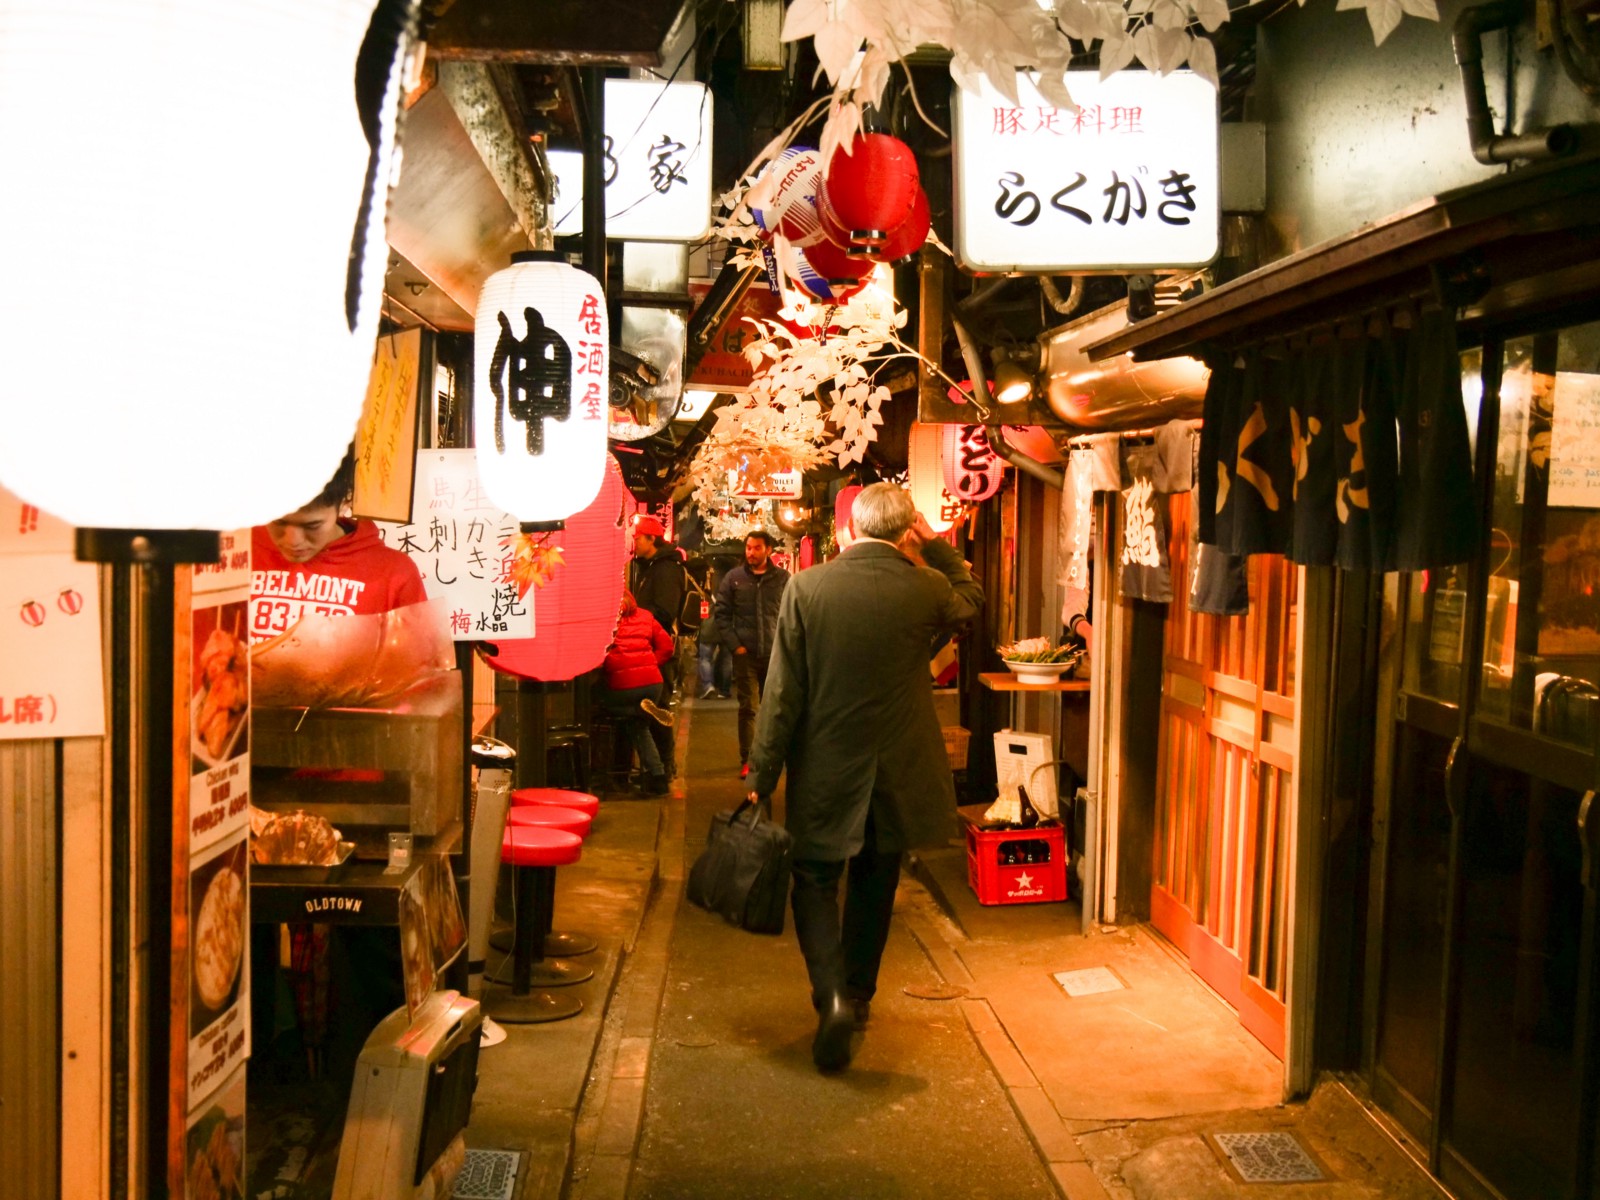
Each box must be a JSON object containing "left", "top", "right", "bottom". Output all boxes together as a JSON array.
[
  {"left": 353, "top": 328, "right": 422, "bottom": 523},
  {"left": 171, "top": 530, "right": 252, "bottom": 1196}
]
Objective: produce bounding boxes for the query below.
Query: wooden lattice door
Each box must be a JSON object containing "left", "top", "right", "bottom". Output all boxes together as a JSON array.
[{"left": 1151, "top": 492, "right": 1298, "bottom": 1058}]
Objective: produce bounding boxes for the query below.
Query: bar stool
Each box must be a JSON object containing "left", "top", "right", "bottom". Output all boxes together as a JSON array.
[
  {"left": 545, "top": 726, "right": 592, "bottom": 792},
  {"left": 483, "top": 826, "right": 587, "bottom": 1025},
  {"left": 494, "top": 791, "right": 601, "bottom": 957}
]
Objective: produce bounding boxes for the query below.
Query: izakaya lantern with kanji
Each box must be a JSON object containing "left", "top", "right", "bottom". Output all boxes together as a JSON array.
[
  {"left": 0, "top": 0, "right": 417, "bottom": 528},
  {"left": 907, "top": 422, "right": 961, "bottom": 534},
  {"left": 818, "top": 133, "right": 920, "bottom": 254},
  {"left": 751, "top": 145, "right": 827, "bottom": 247},
  {"left": 485, "top": 454, "right": 629, "bottom": 682},
  {"left": 942, "top": 424, "right": 1005, "bottom": 503},
  {"left": 474, "top": 251, "right": 610, "bottom": 522}
]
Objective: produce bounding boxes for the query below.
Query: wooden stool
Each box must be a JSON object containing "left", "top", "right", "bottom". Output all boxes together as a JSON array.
[
  {"left": 545, "top": 730, "right": 591, "bottom": 791},
  {"left": 483, "top": 826, "right": 588, "bottom": 1025}
]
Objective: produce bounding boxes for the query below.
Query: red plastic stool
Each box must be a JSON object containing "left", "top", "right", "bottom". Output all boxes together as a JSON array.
[
  {"left": 492, "top": 807, "right": 599, "bottom": 958},
  {"left": 510, "top": 787, "right": 600, "bottom": 818},
  {"left": 483, "top": 826, "right": 588, "bottom": 1024}
]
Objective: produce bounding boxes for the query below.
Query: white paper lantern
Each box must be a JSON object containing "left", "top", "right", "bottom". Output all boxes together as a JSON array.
[
  {"left": 942, "top": 424, "right": 1005, "bottom": 503},
  {"left": 908, "top": 421, "right": 961, "bottom": 533},
  {"left": 0, "top": 0, "right": 415, "bottom": 529},
  {"left": 474, "top": 253, "right": 610, "bottom": 522}
]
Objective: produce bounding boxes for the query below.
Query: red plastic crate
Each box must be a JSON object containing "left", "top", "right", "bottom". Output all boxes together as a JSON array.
[{"left": 966, "top": 821, "right": 1067, "bottom": 905}]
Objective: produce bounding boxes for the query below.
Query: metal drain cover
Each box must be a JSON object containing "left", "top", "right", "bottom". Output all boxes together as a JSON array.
[
  {"left": 1213, "top": 1132, "right": 1324, "bottom": 1183},
  {"left": 454, "top": 1149, "right": 521, "bottom": 1200},
  {"left": 1053, "top": 966, "right": 1125, "bottom": 997}
]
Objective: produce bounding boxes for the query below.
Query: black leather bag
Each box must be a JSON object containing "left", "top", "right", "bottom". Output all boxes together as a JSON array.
[{"left": 687, "top": 798, "right": 792, "bottom": 934}]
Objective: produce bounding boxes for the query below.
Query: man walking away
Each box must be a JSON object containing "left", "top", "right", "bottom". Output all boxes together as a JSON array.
[
  {"left": 713, "top": 529, "right": 790, "bottom": 778},
  {"left": 745, "top": 483, "right": 983, "bottom": 1072}
]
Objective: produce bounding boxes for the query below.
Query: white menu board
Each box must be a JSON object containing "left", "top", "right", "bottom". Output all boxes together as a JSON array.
[{"left": 1548, "top": 371, "right": 1600, "bottom": 508}]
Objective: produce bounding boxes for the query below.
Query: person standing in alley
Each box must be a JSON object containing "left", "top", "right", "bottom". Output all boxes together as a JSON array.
[
  {"left": 628, "top": 515, "right": 686, "bottom": 766},
  {"left": 713, "top": 529, "right": 790, "bottom": 779},
  {"left": 745, "top": 483, "right": 983, "bottom": 1072},
  {"left": 599, "top": 590, "right": 675, "bottom": 795}
]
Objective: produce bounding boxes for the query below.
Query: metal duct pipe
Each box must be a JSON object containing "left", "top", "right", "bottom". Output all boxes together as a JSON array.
[
  {"left": 951, "top": 316, "right": 1064, "bottom": 490},
  {"left": 1041, "top": 274, "right": 1084, "bottom": 318},
  {"left": 1454, "top": 1, "right": 1578, "bottom": 164}
]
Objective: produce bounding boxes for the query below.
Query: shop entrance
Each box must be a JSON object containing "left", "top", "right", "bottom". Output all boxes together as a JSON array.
[
  {"left": 1369, "top": 324, "right": 1600, "bottom": 1200},
  {"left": 1150, "top": 493, "right": 1299, "bottom": 1059}
]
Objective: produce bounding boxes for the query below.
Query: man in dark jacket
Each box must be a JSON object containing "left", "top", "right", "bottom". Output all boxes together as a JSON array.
[
  {"left": 628, "top": 515, "right": 686, "bottom": 774},
  {"left": 713, "top": 529, "right": 790, "bottom": 777},
  {"left": 746, "top": 483, "right": 982, "bottom": 1072}
]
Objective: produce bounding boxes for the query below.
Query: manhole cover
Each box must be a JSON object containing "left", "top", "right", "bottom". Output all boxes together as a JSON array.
[
  {"left": 902, "top": 984, "right": 969, "bottom": 1001},
  {"left": 1053, "top": 966, "right": 1125, "bottom": 997},
  {"left": 1213, "top": 1132, "right": 1324, "bottom": 1183},
  {"left": 454, "top": 1149, "right": 521, "bottom": 1200}
]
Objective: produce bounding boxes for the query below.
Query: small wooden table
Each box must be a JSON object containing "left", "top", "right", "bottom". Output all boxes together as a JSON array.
[{"left": 979, "top": 673, "right": 1092, "bottom": 694}]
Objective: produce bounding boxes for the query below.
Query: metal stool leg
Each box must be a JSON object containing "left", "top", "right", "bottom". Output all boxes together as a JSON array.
[{"left": 483, "top": 865, "right": 591, "bottom": 1025}]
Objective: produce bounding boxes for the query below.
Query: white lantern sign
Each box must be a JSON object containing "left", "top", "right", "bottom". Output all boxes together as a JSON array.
[
  {"left": 953, "top": 69, "right": 1218, "bottom": 273},
  {"left": 547, "top": 79, "right": 714, "bottom": 241},
  {"left": 908, "top": 422, "right": 961, "bottom": 533},
  {"left": 474, "top": 253, "right": 610, "bottom": 522},
  {"left": 0, "top": 0, "right": 416, "bottom": 529},
  {"left": 943, "top": 424, "right": 1005, "bottom": 503}
]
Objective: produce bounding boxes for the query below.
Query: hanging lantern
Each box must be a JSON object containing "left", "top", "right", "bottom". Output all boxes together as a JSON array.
[
  {"left": 474, "top": 251, "right": 610, "bottom": 522},
  {"left": 942, "top": 424, "right": 1005, "bottom": 503},
  {"left": 793, "top": 240, "right": 875, "bottom": 303},
  {"left": 818, "top": 133, "right": 920, "bottom": 254},
  {"left": 485, "top": 455, "right": 629, "bottom": 683},
  {"left": 907, "top": 422, "right": 961, "bottom": 534},
  {"left": 833, "top": 484, "right": 862, "bottom": 546},
  {"left": 750, "top": 145, "right": 827, "bottom": 247},
  {"left": 871, "top": 187, "right": 931, "bottom": 264},
  {"left": 0, "top": 0, "right": 418, "bottom": 529}
]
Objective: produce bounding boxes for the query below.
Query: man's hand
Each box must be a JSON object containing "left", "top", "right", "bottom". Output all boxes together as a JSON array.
[
  {"left": 899, "top": 513, "right": 936, "bottom": 564},
  {"left": 747, "top": 791, "right": 761, "bottom": 805}
]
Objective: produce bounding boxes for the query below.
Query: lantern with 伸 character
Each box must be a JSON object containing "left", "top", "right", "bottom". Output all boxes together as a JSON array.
[
  {"left": 942, "top": 424, "right": 1005, "bottom": 503},
  {"left": 484, "top": 455, "right": 629, "bottom": 682},
  {"left": 907, "top": 422, "right": 963, "bottom": 534},
  {"left": 474, "top": 251, "right": 610, "bottom": 523},
  {"left": 818, "top": 132, "right": 920, "bottom": 254}
]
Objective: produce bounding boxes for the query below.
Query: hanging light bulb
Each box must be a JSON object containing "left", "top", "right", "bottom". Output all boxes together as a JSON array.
[{"left": 991, "top": 351, "right": 1035, "bottom": 406}]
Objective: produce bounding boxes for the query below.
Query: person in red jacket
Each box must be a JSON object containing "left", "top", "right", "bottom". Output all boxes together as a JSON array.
[
  {"left": 602, "top": 590, "right": 675, "bottom": 795},
  {"left": 250, "top": 449, "right": 426, "bottom": 643}
]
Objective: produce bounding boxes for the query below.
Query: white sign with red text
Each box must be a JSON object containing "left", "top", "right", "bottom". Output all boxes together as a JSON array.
[
  {"left": 0, "top": 553, "right": 104, "bottom": 740},
  {"left": 953, "top": 69, "right": 1218, "bottom": 273}
]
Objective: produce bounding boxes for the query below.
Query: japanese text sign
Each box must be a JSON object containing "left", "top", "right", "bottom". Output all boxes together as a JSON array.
[
  {"left": 354, "top": 328, "right": 422, "bottom": 524},
  {"left": 376, "top": 451, "right": 535, "bottom": 641},
  {"left": 953, "top": 70, "right": 1219, "bottom": 273},
  {"left": 0, "top": 480, "right": 73, "bottom": 555},
  {"left": 548, "top": 79, "right": 714, "bottom": 241},
  {"left": 0, "top": 553, "right": 104, "bottom": 740}
]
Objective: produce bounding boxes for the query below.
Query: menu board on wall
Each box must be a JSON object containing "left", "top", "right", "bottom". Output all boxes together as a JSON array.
[
  {"left": 1548, "top": 371, "right": 1600, "bottom": 508},
  {"left": 376, "top": 450, "right": 535, "bottom": 641}
]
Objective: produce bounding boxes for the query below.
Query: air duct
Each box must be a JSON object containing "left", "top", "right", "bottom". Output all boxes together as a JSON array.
[{"left": 1041, "top": 301, "right": 1209, "bottom": 430}]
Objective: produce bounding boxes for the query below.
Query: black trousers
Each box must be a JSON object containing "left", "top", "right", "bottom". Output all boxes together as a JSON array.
[{"left": 790, "top": 822, "right": 903, "bottom": 1006}]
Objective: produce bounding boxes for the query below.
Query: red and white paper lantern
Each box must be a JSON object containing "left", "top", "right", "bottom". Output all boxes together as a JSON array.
[
  {"left": 942, "top": 424, "right": 1005, "bottom": 503},
  {"left": 907, "top": 422, "right": 962, "bottom": 534},
  {"left": 474, "top": 251, "right": 610, "bottom": 522},
  {"left": 485, "top": 454, "right": 629, "bottom": 682}
]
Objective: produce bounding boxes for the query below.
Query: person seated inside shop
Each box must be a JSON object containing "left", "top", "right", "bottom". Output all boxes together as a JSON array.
[{"left": 248, "top": 447, "right": 430, "bottom": 1082}]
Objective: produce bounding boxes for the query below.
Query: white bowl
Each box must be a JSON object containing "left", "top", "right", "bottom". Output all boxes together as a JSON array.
[{"left": 1003, "top": 659, "right": 1073, "bottom": 684}]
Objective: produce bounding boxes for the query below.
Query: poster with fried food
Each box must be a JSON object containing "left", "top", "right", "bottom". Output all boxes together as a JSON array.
[
  {"left": 189, "top": 594, "right": 251, "bottom": 853},
  {"left": 186, "top": 834, "right": 250, "bottom": 1109},
  {"left": 184, "top": 1063, "right": 245, "bottom": 1200},
  {"left": 397, "top": 854, "right": 466, "bottom": 1017}
]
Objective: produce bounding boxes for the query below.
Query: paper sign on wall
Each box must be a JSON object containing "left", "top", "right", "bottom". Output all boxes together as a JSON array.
[
  {"left": 1548, "top": 371, "right": 1600, "bottom": 508},
  {"left": 354, "top": 328, "right": 422, "bottom": 523},
  {"left": 0, "top": 481, "right": 74, "bottom": 555},
  {"left": 376, "top": 450, "right": 535, "bottom": 640},
  {"left": 0, "top": 553, "right": 104, "bottom": 740}
]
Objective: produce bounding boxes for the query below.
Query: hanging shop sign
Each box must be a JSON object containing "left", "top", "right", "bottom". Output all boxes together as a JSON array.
[
  {"left": 0, "top": 0, "right": 418, "bottom": 530},
  {"left": 353, "top": 328, "right": 423, "bottom": 524},
  {"left": 952, "top": 69, "right": 1218, "bottom": 274},
  {"left": 376, "top": 450, "right": 535, "bottom": 640},
  {"left": 685, "top": 279, "right": 785, "bottom": 393},
  {"left": 942, "top": 424, "right": 1005, "bottom": 503},
  {"left": 474, "top": 252, "right": 609, "bottom": 523},
  {"left": 547, "top": 79, "right": 714, "bottom": 241},
  {"left": 731, "top": 464, "right": 803, "bottom": 499},
  {"left": 908, "top": 421, "right": 962, "bottom": 533}
]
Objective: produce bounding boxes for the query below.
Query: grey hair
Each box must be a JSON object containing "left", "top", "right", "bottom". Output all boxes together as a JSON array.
[{"left": 851, "top": 482, "right": 917, "bottom": 541}]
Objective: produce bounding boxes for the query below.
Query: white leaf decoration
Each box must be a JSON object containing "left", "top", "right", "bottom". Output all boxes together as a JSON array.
[
  {"left": 1187, "top": 33, "right": 1219, "bottom": 86},
  {"left": 1190, "top": 0, "right": 1231, "bottom": 31},
  {"left": 781, "top": 0, "right": 830, "bottom": 41}
]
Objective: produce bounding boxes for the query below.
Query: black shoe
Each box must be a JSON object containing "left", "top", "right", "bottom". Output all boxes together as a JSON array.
[
  {"left": 646, "top": 773, "right": 669, "bottom": 795},
  {"left": 851, "top": 999, "right": 870, "bottom": 1030},
  {"left": 812, "top": 990, "right": 853, "bottom": 1072}
]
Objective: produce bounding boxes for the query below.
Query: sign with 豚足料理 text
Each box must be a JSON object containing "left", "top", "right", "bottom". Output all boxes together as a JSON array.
[
  {"left": 953, "top": 70, "right": 1218, "bottom": 273},
  {"left": 548, "top": 79, "right": 713, "bottom": 242},
  {"left": 376, "top": 451, "right": 535, "bottom": 641}
]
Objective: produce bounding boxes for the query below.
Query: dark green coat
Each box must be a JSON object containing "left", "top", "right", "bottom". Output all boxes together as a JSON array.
[{"left": 747, "top": 537, "right": 983, "bottom": 860}]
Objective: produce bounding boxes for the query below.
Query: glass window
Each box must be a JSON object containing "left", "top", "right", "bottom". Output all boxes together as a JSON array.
[{"left": 1480, "top": 322, "right": 1600, "bottom": 747}]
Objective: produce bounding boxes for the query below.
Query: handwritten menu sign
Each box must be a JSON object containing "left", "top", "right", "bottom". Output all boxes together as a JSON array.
[
  {"left": 1548, "top": 371, "right": 1600, "bottom": 508},
  {"left": 354, "top": 329, "right": 422, "bottom": 523},
  {"left": 376, "top": 450, "right": 535, "bottom": 641}
]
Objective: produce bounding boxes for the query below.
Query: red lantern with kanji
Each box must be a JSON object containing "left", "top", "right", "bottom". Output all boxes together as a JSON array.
[
  {"left": 942, "top": 424, "right": 1005, "bottom": 503},
  {"left": 870, "top": 187, "right": 930, "bottom": 264},
  {"left": 485, "top": 455, "right": 629, "bottom": 682},
  {"left": 818, "top": 133, "right": 920, "bottom": 254}
]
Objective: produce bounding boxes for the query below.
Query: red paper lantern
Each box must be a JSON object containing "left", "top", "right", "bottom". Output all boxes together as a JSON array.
[
  {"left": 819, "top": 133, "right": 920, "bottom": 253},
  {"left": 485, "top": 455, "right": 630, "bottom": 682},
  {"left": 796, "top": 239, "right": 874, "bottom": 302},
  {"left": 942, "top": 424, "right": 1005, "bottom": 503},
  {"left": 833, "top": 484, "right": 862, "bottom": 545},
  {"left": 870, "top": 187, "right": 931, "bottom": 263}
]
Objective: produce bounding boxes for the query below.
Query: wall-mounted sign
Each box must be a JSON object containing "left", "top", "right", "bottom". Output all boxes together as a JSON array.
[
  {"left": 548, "top": 79, "right": 714, "bottom": 242},
  {"left": 0, "top": 553, "right": 104, "bottom": 740},
  {"left": 354, "top": 328, "right": 422, "bottom": 524},
  {"left": 953, "top": 70, "right": 1218, "bottom": 273},
  {"left": 684, "top": 279, "right": 784, "bottom": 393},
  {"left": 731, "top": 466, "right": 802, "bottom": 498}
]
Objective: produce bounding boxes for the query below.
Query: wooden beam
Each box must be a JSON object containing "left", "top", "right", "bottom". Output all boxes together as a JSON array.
[{"left": 427, "top": 0, "right": 686, "bottom": 65}]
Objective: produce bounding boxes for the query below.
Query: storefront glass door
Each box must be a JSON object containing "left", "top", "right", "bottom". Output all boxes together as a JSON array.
[{"left": 1372, "top": 324, "right": 1600, "bottom": 1200}]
